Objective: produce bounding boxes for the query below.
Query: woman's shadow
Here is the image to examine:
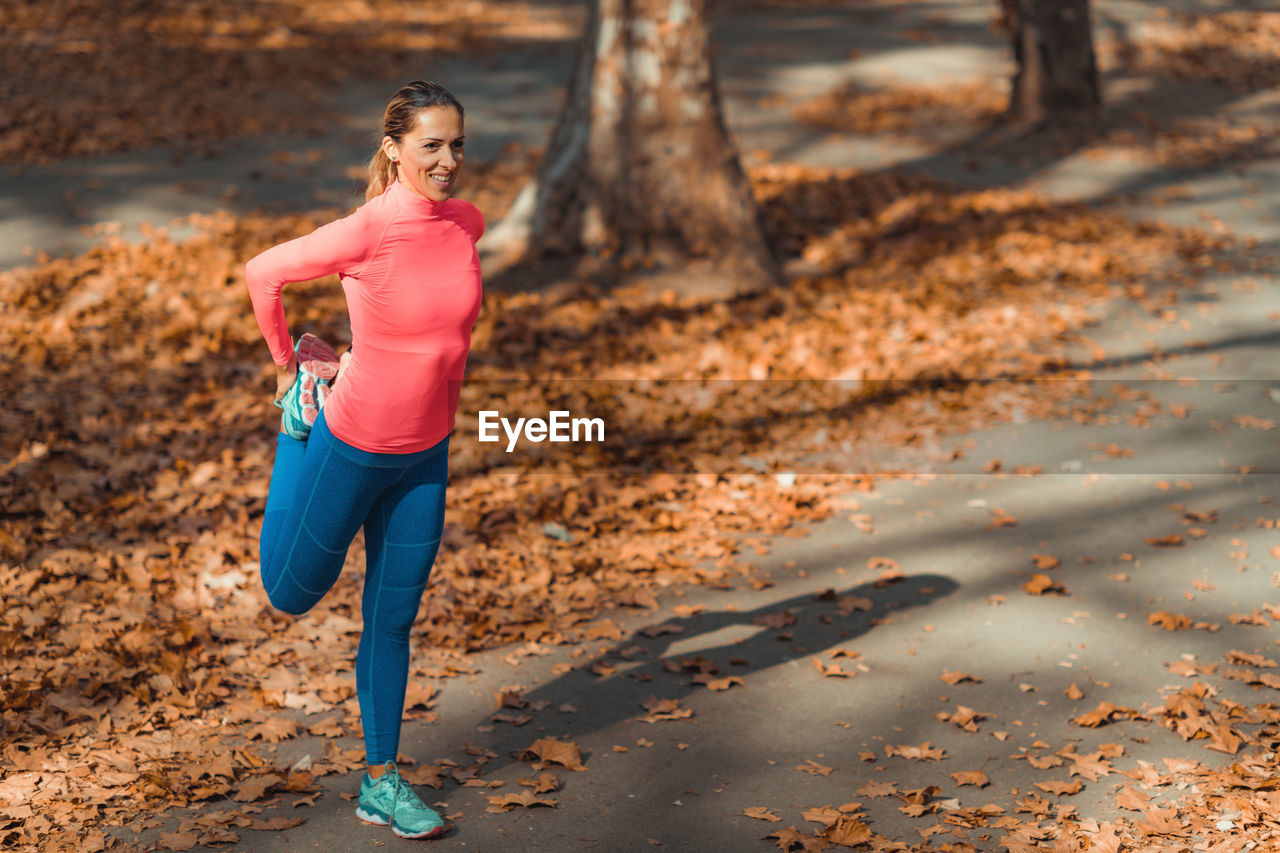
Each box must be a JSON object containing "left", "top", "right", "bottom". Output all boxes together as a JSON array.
[{"left": 409, "top": 572, "right": 959, "bottom": 814}]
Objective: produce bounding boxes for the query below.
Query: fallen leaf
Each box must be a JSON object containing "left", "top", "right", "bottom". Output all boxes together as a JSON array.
[
  {"left": 796, "top": 759, "right": 834, "bottom": 776},
  {"left": 1024, "top": 573, "right": 1067, "bottom": 595},
  {"left": 233, "top": 774, "right": 283, "bottom": 803},
  {"left": 519, "top": 738, "right": 586, "bottom": 771},
  {"left": 638, "top": 696, "right": 694, "bottom": 723},
  {"left": 1071, "top": 702, "right": 1143, "bottom": 727},
  {"left": 950, "top": 770, "right": 990, "bottom": 787},
  {"left": 1033, "top": 779, "right": 1084, "bottom": 796},
  {"left": 801, "top": 805, "right": 843, "bottom": 826},
  {"left": 517, "top": 773, "right": 560, "bottom": 793},
  {"left": 824, "top": 817, "right": 871, "bottom": 846},
  {"left": 939, "top": 670, "right": 981, "bottom": 685},
  {"left": 1148, "top": 611, "right": 1192, "bottom": 630},
  {"left": 486, "top": 790, "right": 558, "bottom": 813},
  {"left": 885, "top": 741, "right": 946, "bottom": 761},
  {"left": 1116, "top": 785, "right": 1150, "bottom": 811},
  {"left": 744, "top": 806, "right": 782, "bottom": 822},
  {"left": 156, "top": 831, "right": 199, "bottom": 851}
]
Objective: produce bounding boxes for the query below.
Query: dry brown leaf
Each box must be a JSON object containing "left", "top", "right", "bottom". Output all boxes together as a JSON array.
[
  {"left": 796, "top": 759, "right": 834, "bottom": 777},
  {"left": 939, "top": 670, "right": 981, "bottom": 685},
  {"left": 232, "top": 774, "right": 282, "bottom": 803},
  {"left": 1116, "top": 785, "right": 1150, "bottom": 811},
  {"left": 950, "top": 770, "right": 990, "bottom": 787},
  {"left": 519, "top": 738, "right": 586, "bottom": 771},
  {"left": 1030, "top": 553, "right": 1060, "bottom": 570},
  {"left": 486, "top": 790, "right": 558, "bottom": 813},
  {"left": 638, "top": 695, "right": 694, "bottom": 723},
  {"left": 1024, "top": 573, "right": 1067, "bottom": 595},
  {"left": 1148, "top": 611, "right": 1193, "bottom": 631},
  {"left": 885, "top": 741, "right": 946, "bottom": 761},
  {"left": 1071, "top": 702, "right": 1143, "bottom": 728},
  {"left": 517, "top": 773, "right": 560, "bottom": 793},
  {"left": 1033, "top": 779, "right": 1084, "bottom": 796},
  {"left": 744, "top": 805, "right": 782, "bottom": 822},
  {"left": 824, "top": 817, "right": 871, "bottom": 846}
]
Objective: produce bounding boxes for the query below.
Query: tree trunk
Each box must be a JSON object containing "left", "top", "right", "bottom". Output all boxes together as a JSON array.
[
  {"left": 1002, "top": 0, "right": 1100, "bottom": 124},
  {"left": 483, "top": 0, "right": 780, "bottom": 295}
]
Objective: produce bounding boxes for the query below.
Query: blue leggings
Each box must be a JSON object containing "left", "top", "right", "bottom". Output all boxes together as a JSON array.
[{"left": 259, "top": 408, "right": 448, "bottom": 765}]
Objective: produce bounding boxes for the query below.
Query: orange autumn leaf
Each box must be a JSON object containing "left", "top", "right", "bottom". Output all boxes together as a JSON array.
[
  {"left": 517, "top": 773, "right": 561, "bottom": 794},
  {"left": 486, "top": 790, "right": 558, "bottom": 813},
  {"left": 1071, "top": 701, "right": 1143, "bottom": 727},
  {"left": 935, "top": 705, "right": 985, "bottom": 732},
  {"left": 801, "top": 805, "right": 843, "bottom": 826},
  {"left": 638, "top": 695, "right": 694, "bottom": 723},
  {"left": 1148, "top": 611, "right": 1192, "bottom": 630},
  {"left": 1116, "top": 785, "right": 1150, "bottom": 811},
  {"left": 1226, "top": 650, "right": 1277, "bottom": 667},
  {"left": 939, "top": 670, "right": 981, "bottom": 685},
  {"left": 231, "top": 774, "right": 282, "bottom": 803},
  {"left": 885, "top": 741, "right": 946, "bottom": 761},
  {"left": 813, "top": 657, "right": 856, "bottom": 679},
  {"left": 155, "top": 831, "right": 199, "bottom": 851},
  {"left": 743, "top": 806, "right": 782, "bottom": 822},
  {"left": 1034, "top": 779, "right": 1084, "bottom": 796},
  {"left": 950, "top": 770, "right": 990, "bottom": 787},
  {"left": 519, "top": 738, "right": 586, "bottom": 771},
  {"left": 824, "top": 817, "right": 872, "bottom": 846},
  {"left": 766, "top": 826, "right": 806, "bottom": 850},
  {"left": 1024, "top": 573, "right": 1067, "bottom": 595},
  {"left": 796, "top": 759, "right": 834, "bottom": 776},
  {"left": 1030, "top": 553, "right": 1060, "bottom": 570}
]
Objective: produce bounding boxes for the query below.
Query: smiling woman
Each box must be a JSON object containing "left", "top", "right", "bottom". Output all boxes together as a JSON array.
[{"left": 243, "top": 80, "right": 485, "bottom": 842}]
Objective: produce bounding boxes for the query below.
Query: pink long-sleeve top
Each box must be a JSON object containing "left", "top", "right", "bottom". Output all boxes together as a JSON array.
[{"left": 245, "top": 178, "right": 484, "bottom": 453}]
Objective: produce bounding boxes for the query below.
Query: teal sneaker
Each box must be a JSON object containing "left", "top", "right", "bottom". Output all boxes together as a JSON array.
[
  {"left": 355, "top": 762, "right": 446, "bottom": 839},
  {"left": 275, "top": 333, "right": 339, "bottom": 440}
]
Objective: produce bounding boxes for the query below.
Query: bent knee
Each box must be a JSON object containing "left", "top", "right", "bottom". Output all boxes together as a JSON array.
[{"left": 265, "top": 586, "right": 316, "bottom": 616}]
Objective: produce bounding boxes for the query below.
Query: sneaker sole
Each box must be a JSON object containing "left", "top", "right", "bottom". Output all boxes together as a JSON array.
[
  {"left": 294, "top": 333, "right": 341, "bottom": 429},
  {"left": 297, "top": 333, "right": 340, "bottom": 382},
  {"left": 392, "top": 822, "right": 446, "bottom": 839},
  {"left": 356, "top": 806, "right": 445, "bottom": 839},
  {"left": 355, "top": 806, "right": 389, "bottom": 826}
]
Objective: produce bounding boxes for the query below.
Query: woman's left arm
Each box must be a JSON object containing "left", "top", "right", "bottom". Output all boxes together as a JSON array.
[{"left": 244, "top": 209, "right": 375, "bottom": 368}]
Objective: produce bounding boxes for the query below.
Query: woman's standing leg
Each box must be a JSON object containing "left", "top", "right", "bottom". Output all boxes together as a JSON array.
[{"left": 355, "top": 440, "right": 449, "bottom": 767}]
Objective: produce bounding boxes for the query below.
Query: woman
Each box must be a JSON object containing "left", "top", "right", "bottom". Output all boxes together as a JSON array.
[{"left": 244, "top": 80, "right": 483, "bottom": 840}]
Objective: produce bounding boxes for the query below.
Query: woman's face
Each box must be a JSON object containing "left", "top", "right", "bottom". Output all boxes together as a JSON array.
[{"left": 385, "top": 106, "right": 464, "bottom": 203}]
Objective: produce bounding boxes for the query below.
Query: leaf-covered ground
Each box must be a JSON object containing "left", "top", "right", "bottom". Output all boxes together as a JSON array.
[
  {"left": 3, "top": 1, "right": 1280, "bottom": 851},
  {"left": 2, "top": 152, "right": 1269, "bottom": 851}
]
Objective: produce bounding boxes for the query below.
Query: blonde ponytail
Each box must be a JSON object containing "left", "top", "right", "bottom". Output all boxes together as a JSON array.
[{"left": 366, "top": 147, "right": 397, "bottom": 201}]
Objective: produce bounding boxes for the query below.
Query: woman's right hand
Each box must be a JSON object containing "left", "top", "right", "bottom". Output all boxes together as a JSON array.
[{"left": 274, "top": 356, "right": 298, "bottom": 405}]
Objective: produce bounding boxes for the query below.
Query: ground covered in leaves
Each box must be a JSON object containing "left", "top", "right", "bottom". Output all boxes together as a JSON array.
[
  {"left": 1, "top": 151, "right": 1269, "bottom": 850},
  {"left": 4, "top": 1, "right": 1280, "bottom": 851}
]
